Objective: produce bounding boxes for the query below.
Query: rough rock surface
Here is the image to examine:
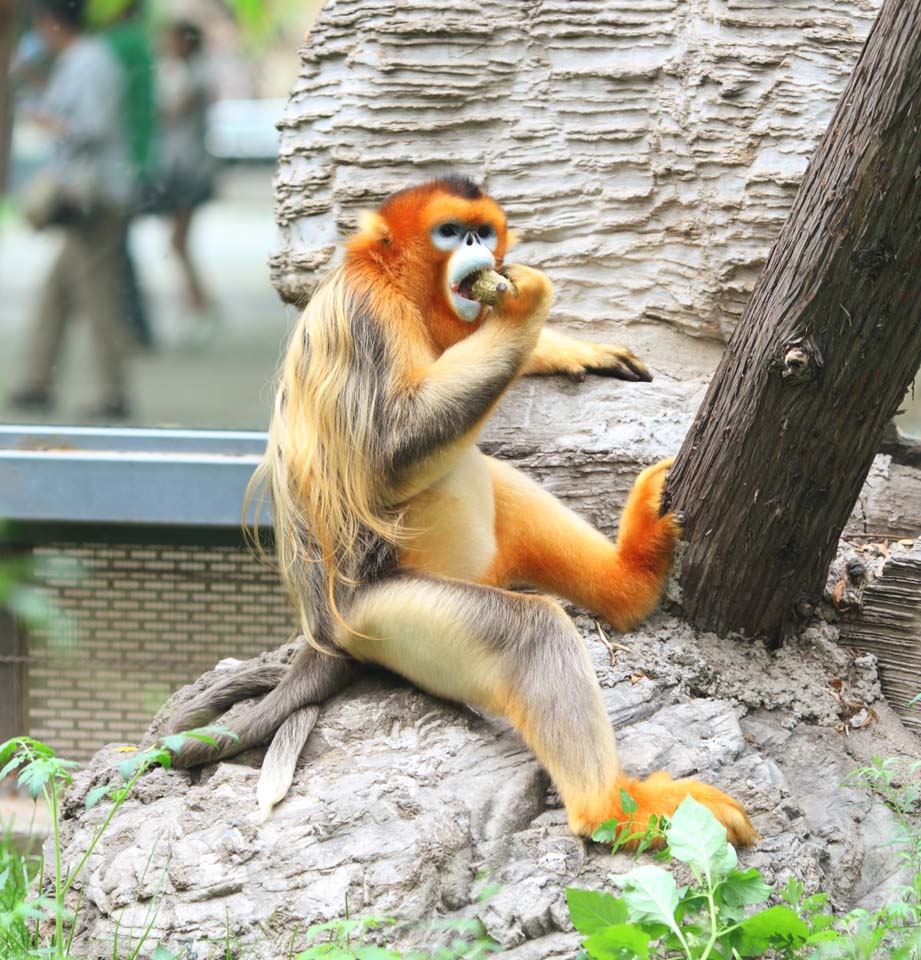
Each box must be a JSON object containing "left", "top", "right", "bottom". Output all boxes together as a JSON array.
[
  {"left": 49, "top": 374, "right": 921, "bottom": 957},
  {"left": 57, "top": 607, "right": 917, "bottom": 959},
  {"left": 272, "top": 0, "right": 880, "bottom": 342}
]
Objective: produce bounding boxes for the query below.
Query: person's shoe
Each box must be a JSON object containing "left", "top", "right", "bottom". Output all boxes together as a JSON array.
[{"left": 8, "top": 388, "right": 53, "bottom": 412}]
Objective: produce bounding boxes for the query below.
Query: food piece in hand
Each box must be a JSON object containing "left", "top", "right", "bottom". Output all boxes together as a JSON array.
[{"left": 469, "top": 269, "right": 517, "bottom": 305}]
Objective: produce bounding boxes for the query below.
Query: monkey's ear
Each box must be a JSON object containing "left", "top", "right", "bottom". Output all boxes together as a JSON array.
[
  {"left": 505, "top": 228, "right": 520, "bottom": 251},
  {"left": 357, "top": 210, "right": 391, "bottom": 243}
]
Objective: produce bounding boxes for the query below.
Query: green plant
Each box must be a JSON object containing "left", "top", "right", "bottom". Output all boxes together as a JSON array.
[
  {"left": 569, "top": 784, "right": 921, "bottom": 960},
  {"left": 0, "top": 523, "right": 53, "bottom": 632},
  {"left": 569, "top": 796, "right": 810, "bottom": 959},
  {"left": 291, "top": 896, "right": 500, "bottom": 960},
  {"left": 0, "top": 728, "right": 232, "bottom": 959}
]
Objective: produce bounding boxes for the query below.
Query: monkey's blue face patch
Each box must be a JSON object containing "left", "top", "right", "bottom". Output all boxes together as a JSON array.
[{"left": 446, "top": 243, "right": 495, "bottom": 321}]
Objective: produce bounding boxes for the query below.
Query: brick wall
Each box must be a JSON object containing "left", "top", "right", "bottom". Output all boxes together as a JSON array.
[{"left": 26, "top": 544, "right": 292, "bottom": 761}]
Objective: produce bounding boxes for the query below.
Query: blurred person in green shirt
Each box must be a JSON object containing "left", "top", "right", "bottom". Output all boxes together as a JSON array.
[{"left": 99, "top": 0, "right": 157, "bottom": 348}]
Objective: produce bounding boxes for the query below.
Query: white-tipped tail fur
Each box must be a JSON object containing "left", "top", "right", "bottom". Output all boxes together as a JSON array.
[{"left": 256, "top": 704, "right": 321, "bottom": 821}]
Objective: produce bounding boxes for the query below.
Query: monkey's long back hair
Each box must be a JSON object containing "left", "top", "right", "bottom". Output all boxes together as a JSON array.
[{"left": 245, "top": 269, "right": 401, "bottom": 651}]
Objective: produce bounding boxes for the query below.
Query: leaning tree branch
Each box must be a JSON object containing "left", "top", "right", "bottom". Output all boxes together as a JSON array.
[{"left": 666, "top": 0, "right": 921, "bottom": 644}]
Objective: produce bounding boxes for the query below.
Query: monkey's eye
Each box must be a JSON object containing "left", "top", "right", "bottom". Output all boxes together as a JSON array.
[
  {"left": 476, "top": 224, "right": 498, "bottom": 252},
  {"left": 431, "top": 222, "right": 463, "bottom": 251}
]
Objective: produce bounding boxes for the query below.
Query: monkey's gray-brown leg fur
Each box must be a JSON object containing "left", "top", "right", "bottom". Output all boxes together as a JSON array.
[
  {"left": 164, "top": 663, "right": 289, "bottom": 736},
  {"left": 167, "top": 644, "right": 355, "bottom": 772}
]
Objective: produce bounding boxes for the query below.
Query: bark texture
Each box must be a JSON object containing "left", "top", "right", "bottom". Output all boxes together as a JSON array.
[
  {"left": 667, "top": 0, "right": 921, "bottom": 641},
  {"left": 271, "top": 0, "right": 878, "bottom": 341},
  {"left": 840, "top": 541, "right": 921, "bottom": 735}
]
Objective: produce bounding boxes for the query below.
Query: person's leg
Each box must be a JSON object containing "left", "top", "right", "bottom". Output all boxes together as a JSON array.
[
  {"left": 72, "top": 212, "right": 130, "bottom": 416},
  {"left": 171, "top": 207, "right": 210, "bottom": 312},
  {"left": 13, "top": 233, "right": 74, "bottom": 408},
  {"left": 118, "top": 220, "right": 154, "bottom": 348}
]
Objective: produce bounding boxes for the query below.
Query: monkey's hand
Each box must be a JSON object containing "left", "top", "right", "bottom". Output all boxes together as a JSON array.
[
  {"left": 488, "top": 264, "right": 554, "bottom": 330},
  {"left": 523, "top": 327, "right": 652, "bottom": 382}
]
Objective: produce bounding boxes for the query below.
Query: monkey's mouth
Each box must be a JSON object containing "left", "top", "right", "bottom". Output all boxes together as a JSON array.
[
  {"left": 447, "top": 247, "right": 495, "bottom": 322},
  {"left": 451, "top": 270, "right": 479, "bottom": 303}
]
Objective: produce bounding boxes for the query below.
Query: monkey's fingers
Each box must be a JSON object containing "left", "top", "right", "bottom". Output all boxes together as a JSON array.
[
  {"left": 584, "top": 346, "right": 652, "bottom": 382},
  {"left": 164, "top": 663, "right": 289, "bottom": 739}
]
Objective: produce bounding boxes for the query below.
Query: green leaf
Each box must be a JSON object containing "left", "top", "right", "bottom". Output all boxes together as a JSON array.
[
  {"left": 619, "top": 788, "right": 638, "bottom": 815},
  {"left": 665, "top": 796, "right": 735, "bottom": 879},
  {"left": 617, "top": 865, "right": 679, "bottom": 928},
  {"left": 592, "top": 819, "right": 620, "bottom": 844},
  {"left": 0, "top": 753, "right": 26, "bottom": 781},
  {"left": 583, "top": 923, "right": 651, "bottom": 960},
  {"left": 732, "top": 905, "right": 809, "bottom": 956},
  {"left": 118, "top": 755, "right": 144, "bottom": 780},
  {"left": 720, "top": 867, "right": 773, "bottom": 907},
  {"left": 85, "top": 785, "right": 111, "bottom": 810},
  {"left": 354, "top": 949, "right": 402, "bottom": 960},
  {"left": 151, "top": 946, "right": 181, "bottom": 960},
  {"left": 566, "top": 889, "right": 628, "bottom": 935}
]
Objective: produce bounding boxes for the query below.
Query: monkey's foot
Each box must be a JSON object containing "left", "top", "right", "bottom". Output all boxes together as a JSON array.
[
  {"left": 607, "top": 458, "right": 682, "bottom": 630},
  {"left": 571, "top": 771, "right": 759, "bottom": 848},
  {"left": 623, "top": 457, "right": 682, "bottom": 547}
]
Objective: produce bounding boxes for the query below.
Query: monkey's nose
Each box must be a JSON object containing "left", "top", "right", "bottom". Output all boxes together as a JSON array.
[{"left": 464, "top": 231, "right": 481, "bottom": 246}]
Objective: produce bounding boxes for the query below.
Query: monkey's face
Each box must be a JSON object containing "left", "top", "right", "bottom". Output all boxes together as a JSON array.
[
  {"left": 348, "top": 178, "right": 509, "bottom": 331},
  {"left": 425, "top": 205, "right": 502, "bottom": 322}
]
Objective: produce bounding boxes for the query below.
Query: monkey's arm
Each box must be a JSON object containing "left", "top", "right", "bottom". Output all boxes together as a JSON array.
[
  {"left": 386, "top": 264, "right": 552, "bottom": 480},
  {"left": 522, "top": 327, "right": 651, "bottom": 382}
]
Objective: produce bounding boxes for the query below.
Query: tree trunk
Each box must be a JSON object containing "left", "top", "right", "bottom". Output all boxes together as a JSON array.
[
  {"left": 666, "top": 0, "right": 921, "bottom": 644},
  {"left": 0, "top": 0, "right": 16, "bottom": 196}
]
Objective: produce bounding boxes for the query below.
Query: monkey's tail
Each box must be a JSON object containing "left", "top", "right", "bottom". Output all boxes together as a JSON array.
[{"left": 256, "top": 705, "right": 321, "bottom": 820}]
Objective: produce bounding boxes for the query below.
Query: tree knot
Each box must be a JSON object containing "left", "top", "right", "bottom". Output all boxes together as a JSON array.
[{"left": 776, "top": 336, "right": 823, "bottom": 384}]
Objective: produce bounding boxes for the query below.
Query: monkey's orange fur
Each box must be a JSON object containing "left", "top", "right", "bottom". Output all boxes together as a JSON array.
[
  {"left": 346, "top": 184, "right": 509, "bottom": 356},
  {"left": 585, "top": 774, "right": 758, "bottom": 847},
  {"left": 484, "top": 459, "right": 680, "bottom": 631}
]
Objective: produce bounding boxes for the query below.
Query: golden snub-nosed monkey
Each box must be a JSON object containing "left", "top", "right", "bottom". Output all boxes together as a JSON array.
[{"left": 166, "top": 176, "right": 758, "bottom": 847}]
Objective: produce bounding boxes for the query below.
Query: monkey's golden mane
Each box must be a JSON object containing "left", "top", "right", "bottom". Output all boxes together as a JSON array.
[{"left": 245, "top": 270, "right": 403, "bottom": 650}]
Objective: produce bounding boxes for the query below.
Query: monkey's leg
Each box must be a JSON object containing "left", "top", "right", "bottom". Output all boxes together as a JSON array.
[
  {"left": 342, "top": 575, "right": 756, "bottom": 845},
  {"left": 167, "top": 643, "right": 355, "bottom": 769},
  {"left": 483, "top": 457, "right": 679, "bottom": 632},
  {"left": 164, "top": 662, "right": 289, "bottom": 735},
  {"left": 522, "top": 327, "right": 652, "bottom": 382}
]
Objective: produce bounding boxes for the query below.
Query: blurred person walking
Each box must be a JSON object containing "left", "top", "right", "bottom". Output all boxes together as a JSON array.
[
  {"left": 154, "top": 20, "right": 217, "bottom": 345},
  {"left": 100, "top": 0, "right": 157, "bottom": 349},
  {"left": 9, "top": 0, "right": 133, "bottom": 420}
]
